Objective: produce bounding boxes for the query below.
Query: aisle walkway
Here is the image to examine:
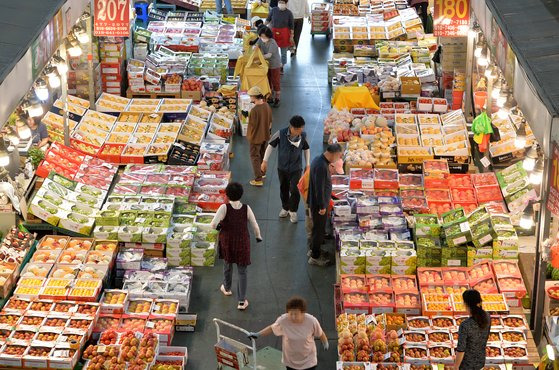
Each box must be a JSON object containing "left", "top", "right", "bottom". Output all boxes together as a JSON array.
[{"left": 177, "top": 24, "right": 337, "bottom": 369}]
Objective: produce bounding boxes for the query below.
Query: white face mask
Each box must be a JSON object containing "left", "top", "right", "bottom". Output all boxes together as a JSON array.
[{"left": 278, "top": 3, "right": 287, "bottom": 10}]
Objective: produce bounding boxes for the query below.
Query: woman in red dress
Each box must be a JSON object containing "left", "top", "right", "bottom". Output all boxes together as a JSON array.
[{"left": 210, "top": 182, "right": 262, "bottom": 310}]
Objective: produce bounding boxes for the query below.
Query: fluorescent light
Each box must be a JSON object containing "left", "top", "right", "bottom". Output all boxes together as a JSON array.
[
  {"left": 519, "top": 203, "right": 534, "bottom": 229},
  {"left": 529, "top": 159, "right": 544, "bottom": 185}
]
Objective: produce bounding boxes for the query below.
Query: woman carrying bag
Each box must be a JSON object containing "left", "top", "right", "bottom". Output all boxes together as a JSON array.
[
  {"left": 266, "top": 0, "right": 294, "bottom": 71},
  {"left": 254, "top": 27, "right": 282, "bottom": 107}
]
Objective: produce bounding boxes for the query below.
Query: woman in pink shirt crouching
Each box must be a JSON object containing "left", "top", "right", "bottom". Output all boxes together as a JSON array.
[{"left": 248, "top": 297, "right": 329, "bottom": 370}]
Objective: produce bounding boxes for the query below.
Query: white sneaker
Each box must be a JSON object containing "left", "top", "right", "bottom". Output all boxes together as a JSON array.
[
  {"left": 237, "top": 300, "right": 249, "bottom": 310},
  {"left": 220, "top": 285, "right": 232, "bottom": 296},
  {"left": 289, "top": 212, "right": 298, "bottom": 223},
  {"left": 279, "top": 209, "right": 289, "bottom": 218}
]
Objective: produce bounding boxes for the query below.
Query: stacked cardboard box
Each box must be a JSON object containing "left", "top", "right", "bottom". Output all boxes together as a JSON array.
[
  {"left": 67, "top": 40, "right": 101, "bottom": 100},
  {"left": 99, "top": 38, "right": 126, "bottom": 95}
]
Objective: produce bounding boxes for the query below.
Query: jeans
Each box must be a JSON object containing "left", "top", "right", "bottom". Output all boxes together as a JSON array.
[
  {"left": 223, "top": 262, "right": 247, "bottom": 301},
  {"left": 293, "top": 18, "right": 304, "bottom": 49},
  {"left": 280, "top": 47, "right": 288, "bottom": 65},
  {"left": 310, "top": 208, "right": 327, "bottom": 259},
  {"left": 278, "top": 169, "right": 302, "bottom": 212},
  {"left": 215, "top": 0, "right": 233, "bottom": 14},
  {"left": 249, "top": 143, "right": 267, "bottom": 181}
]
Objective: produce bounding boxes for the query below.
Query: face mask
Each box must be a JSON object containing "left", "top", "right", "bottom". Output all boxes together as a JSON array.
[
  {"left": 278, "top": 3, "right": 287, "bottom": 10},
  {"left": 260, "top": 37, "right": 269, "bottom": 42}
]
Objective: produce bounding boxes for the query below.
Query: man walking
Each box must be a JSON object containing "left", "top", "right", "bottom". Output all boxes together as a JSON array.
[
  {"left": 247, "top": 86, "right": 273, "bottom": 187},
  {"left": 307, "top": 144, "right": 343, "bottom": 266},
  {"left": 287, "top": 0, "right": 309, "bottom": 56},
  {"left": 261, "top": 115, "right": 310, "bottom": 223}
]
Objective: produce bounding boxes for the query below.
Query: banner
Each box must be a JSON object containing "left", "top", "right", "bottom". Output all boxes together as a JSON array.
[
  {"left": 547, "top": 142, "right": 559, "bottom": 216},
  {"left": 433, "top": 0, "right": 470, "bottom": 37},
  {"left": 94, "top": 0, "right": 130, "bottom": 37},
  {"left": 31, "top": 10, "right": 64, "bottom": 79}
]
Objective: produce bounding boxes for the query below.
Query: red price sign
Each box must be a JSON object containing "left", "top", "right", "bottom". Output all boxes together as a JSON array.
[
  {"left": 433, "top": 0, "right": 470, "bottom": 37},
  {"left": 547, "top": 142, "right": 559, "bottom": 216},
  {"left": 94, "top": 0, "right": 130, "bottom": 37}
]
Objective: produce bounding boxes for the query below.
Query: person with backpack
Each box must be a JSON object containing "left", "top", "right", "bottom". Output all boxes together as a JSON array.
[{"left": 261, "top": 115, "right": 310, "bottom": 223}]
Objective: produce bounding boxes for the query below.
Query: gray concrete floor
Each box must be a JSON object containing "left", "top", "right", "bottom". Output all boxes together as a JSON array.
[{"left": 175, "top": 24, "right": 338, "bottom": 369}]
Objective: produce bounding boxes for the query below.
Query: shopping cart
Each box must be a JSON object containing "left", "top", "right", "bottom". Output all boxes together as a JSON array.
[
  {"left": 310, "top": 3, "right": 332, "bottom": 38},
  {"left": 214, "top": 318, "right": 284, "bottom": 369}
]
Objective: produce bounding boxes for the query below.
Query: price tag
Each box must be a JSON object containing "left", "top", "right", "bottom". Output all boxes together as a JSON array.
[
  {"left": 398, "top": 336, "right": 406, "bottom": 345},
  {"left": 453, "top": 236, "right": 467, "bottom": 245},
  {"left": 145, "top": 321, "right": 155, "bottom": 328},
  {"left": 384, "top": 352, "right": 392, "bottom": 360},
  {"left": 58, "top": 335, "right": 68, "bottom": 342},
  {"left": 480, "top": 157, "right": 491, "bottom": 168},
  {"left": 361, "top": 179, "right": 375, "bottom": 189},
  {"left": 459, "top": 222, "right": 470, "bottom": 232},
  {"left": 68, "top": 306, "right": 78, "bottom": 313},
  {"left": 53, "top": 350, "right": 70, "bottom": 358},
  {"left": 365, "top": 316, "right": 377, "bottom": 325},
  {"left": 479, "top": 234, "right": 492, "bottom": 245},
  {"left": 97, "top": 345, "right": 106, "bottom": 353}
]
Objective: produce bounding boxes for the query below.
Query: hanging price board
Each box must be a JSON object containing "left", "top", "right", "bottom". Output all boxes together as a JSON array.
[
  {"left": 433, "top": 0, "right": 470, "bottom": 37},
  {"left": 547, "top": 142, "right": 559, "bottom": 216},
  {"left": 94, "top": 0, "right": 130, "bottom": 37}
]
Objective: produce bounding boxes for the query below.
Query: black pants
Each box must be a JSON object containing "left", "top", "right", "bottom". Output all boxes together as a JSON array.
[
  {"left": 414, "top": 2, "right": 428, "bottom": 28},
  {"left": 293, "top": 18, "right": 304, "bottom": 49},
  {"left": 286, "top": 367, "right": 316, "bottom": 370},
  {"left": 310, "top": 208, "right": 327, "bottom": 259},
  {"left": 278, "top": 169, "right": 302, "bottom": 212}
]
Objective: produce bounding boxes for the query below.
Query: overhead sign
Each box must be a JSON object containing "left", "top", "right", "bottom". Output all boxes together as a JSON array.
[
  {"left": 94, "top": 0, "right": 130, "bottom": 37},
  {"left": 547, "top": 142, "right": 559, "bottom": 216},
  {"left": 433, "top": 0, "right": 470, "bottom": 37}
]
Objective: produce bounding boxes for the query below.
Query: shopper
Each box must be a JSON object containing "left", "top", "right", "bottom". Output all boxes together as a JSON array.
[
  {"left": 409, "top": 0, "right": 429, "bottom": 28},
  {"left": 248, "top": 296, "right": 329, "bottom": 370},
  {"left": 261, "top": 115, "right": 310, "bottom": 223},
  {"left": 265, "top": 0, "right": 294, "bottom": 70},
  {"left": 215, "top": 0, "right": 233, "bottom": 15},
  {"left": 299, "top": 158, "right": 344, "bottom": 254},
  {"left": 254, "top": 27, "right": 282, "bottom": 107},
  {"left": 455, "top": 289, "right": 491, "bottom": 370},
  {"left": 210, "top": 182, "right": 262, "bottom": 311},
  {"left": 246, "top": 86, "right": 273, "bottom": 187},
  {"left": 307, "top": 144, "right": 343, "bottom": 266},
  {"left": 25, "top": 115, "right": 49, "bottom": 148},
  {"left": 287, "top": 0, "right": 309, "bottom": 56}
]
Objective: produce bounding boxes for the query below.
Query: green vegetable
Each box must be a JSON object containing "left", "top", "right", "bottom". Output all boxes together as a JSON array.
[
  {"left": 43, "top": 193, "right": 62, "bottom": 206},
  {"left": 552, "top": 268, "right": 559, "bottom": 281},
  {"left": 547, "top": 263, "right": 554, "bottom": 279},
  {"left": 28, "top": 147, "right": 45, "bottom": 168}
]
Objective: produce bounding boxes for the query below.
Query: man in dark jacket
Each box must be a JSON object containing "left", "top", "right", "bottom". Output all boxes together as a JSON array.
[
  {"left": 307, "top": 143, "right": 343, "bottom": 266},
  {"left": 261, "top": 115, "right": 310, "bottom": 223}
]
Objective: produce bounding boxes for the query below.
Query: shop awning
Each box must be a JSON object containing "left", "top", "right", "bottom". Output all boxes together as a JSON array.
[
  {"left": 485, "top": 0, "right": 559, "bottom": 116},
  {"left": 0, "top": 0, "right": 65, "bottom": 85}
]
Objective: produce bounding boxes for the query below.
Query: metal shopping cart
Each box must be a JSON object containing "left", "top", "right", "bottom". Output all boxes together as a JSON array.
[
  {"left": 310, "top": 3, "right": 332, "bottom": 38},
  {"left": 214, "top": 318, "right": 285, "bottom": 370}
]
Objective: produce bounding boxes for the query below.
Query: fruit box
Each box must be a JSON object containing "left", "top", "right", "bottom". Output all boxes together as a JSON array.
[
  {"left": 336, "top": 362, "right": 373, "bottom": 370},
  {"left": 497, "top": 275, "right": 527, "bottom": 299},
  {"left": 502, "top": 344, "right": 529, "bottom": 363},
  {"left": 470, "top": 276, "right": 498, "bottom": 294},
  {"left": 404, "top": 344, "right": 429, "bottom": 364},
  {"left": 492, "top": 260, "right": 521, "bottom": 278},
  {"left": 392, "top": 275, "right": 418, "bottom": 292},
  {"left": 342, "top": 292, "right": 370, "bottom": 314},
  {"left": 394, "top": 292, "right": 421, "bottom": 315},
  {"left": 373, "top": 169, "right": 399, "bottom": 189},
  {"left": 368, "top": 290, "right": 395, "bottom": 313},
  {"left": 341, "top": 275, "right": 367, "bottom": 293},
  {"left": 428, "top": 344, "right": 454, "bottom": 364}
]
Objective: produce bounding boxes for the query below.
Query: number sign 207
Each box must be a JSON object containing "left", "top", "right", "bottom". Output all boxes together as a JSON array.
[{"left": 94, "top": 0, "right": 130, "bottom": 37}]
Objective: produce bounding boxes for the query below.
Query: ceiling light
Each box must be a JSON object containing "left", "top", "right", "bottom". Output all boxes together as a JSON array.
[
  {"left": 519, "top": 202, "right": 534, "bottom": 230},
  {"left": 53, "top": 55, "right": 68, "bottom": 74},
  {"left": 529, "top": 159, "right": 544, "bottom": 185},
  {"left": 5, "top": 128, "right": 19, "bottom": 146},
  {"left": 74, "top": 26, "right": 90, "bottom": 44},
  {"left": 45, "top": 66, "right": 61, "bottom": 88},
  {"left": 514, "top": 119, "right": 527, "bottom": 149},
  {"left": 16, "top": 120, "right": 31, "bottom": 140},
  {"left": 22, "top": 97, "right": 43, "bottom": 118},
  {"left": 67, "top": 40, "right": 82, "bottom": 57},
  {"left": 34, "top": 78, "right": 49, "bottom": 101}
]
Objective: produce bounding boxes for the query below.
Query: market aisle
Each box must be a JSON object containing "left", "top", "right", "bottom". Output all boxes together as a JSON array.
[{"left": 177, "top": 23, "right": 338, "bottom": 369}]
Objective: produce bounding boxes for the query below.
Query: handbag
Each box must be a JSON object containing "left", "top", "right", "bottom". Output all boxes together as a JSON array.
[{"left": 240, "top": 48, "right": 271, "bottom": 97}]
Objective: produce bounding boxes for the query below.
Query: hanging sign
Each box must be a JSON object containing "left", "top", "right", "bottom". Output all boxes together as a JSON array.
[
  {"left": 547, "top": 142, "right": 559, "bottom": 216},
  {"left": 433, "top": 0, "right": 470, "bottom": 37},
  {"left": 94, "top": 0, "right": 130, "bottom": 37}
]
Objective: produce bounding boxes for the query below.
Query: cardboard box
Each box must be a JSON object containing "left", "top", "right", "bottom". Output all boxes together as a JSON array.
[{"left": 400, "top": 77, "right": 421, "bottom": 97}]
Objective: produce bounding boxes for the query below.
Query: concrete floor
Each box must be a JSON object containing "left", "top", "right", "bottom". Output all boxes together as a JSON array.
[{"left": 175, "top": 25, "right": 338, "bottom": 369}]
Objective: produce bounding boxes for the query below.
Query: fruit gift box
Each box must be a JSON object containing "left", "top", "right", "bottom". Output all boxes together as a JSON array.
[
  {"left": 368, "top": 290, "right": 395, "bottom": 314},
  {"left": 100, "top": 290, "right": 129, "bottom": 314},
  {"left": 502, "top": 344, "right": 529, "bottom": 363},
  {"left": 404, "top": 344, "right": 429, "bottom": 365},
  {"left": 394, "top": 292, "right": 421, "bottom": 315},
  {"left": 428, "top": 344, "right": 454, "bottom": 364}
]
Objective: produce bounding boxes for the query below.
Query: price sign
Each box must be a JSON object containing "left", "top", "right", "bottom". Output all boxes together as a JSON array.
[
  {"left": 94, "top": 0, "right": 130, "bottom": 37},
  {"left": 433, "top": 0, "right": 470, "bottom": 37},
  {"left": 547, "top": 142, "right": 559, "bottom": 216}
]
